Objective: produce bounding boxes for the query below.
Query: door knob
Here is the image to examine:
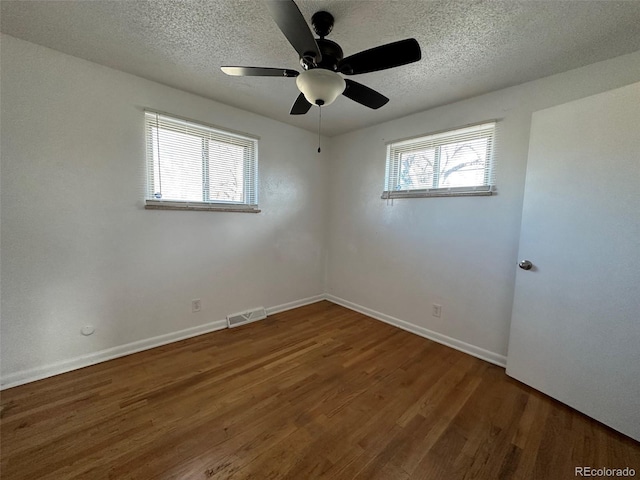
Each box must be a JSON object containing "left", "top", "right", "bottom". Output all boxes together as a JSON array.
[{"left": 518, "top": 260, "right": 533, "bottom": 270}]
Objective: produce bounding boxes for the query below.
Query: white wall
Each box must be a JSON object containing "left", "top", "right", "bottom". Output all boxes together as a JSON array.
[
  {"left": 0, "top": 34, "right": 328, "bottom": 384},
  {"left": 3, "top": 32, "right": 640, "bottom": 387},
  {"left": 325, "top": 51, "right": 640, "bottom": 361}
]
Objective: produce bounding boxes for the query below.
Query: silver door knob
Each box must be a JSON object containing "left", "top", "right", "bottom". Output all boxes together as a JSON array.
[{"left": 518, "top": 260, "right": 533, "bottom": 270}]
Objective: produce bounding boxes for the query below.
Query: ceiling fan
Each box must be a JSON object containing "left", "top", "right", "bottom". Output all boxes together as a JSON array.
[{"left": 221, "top": 0, "right": 422, "bottom": 115}]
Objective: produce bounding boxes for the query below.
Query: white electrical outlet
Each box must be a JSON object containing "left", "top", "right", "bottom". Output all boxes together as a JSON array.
[
  {"left": 432, "top": 304, "right": 442, "bottom": 318},
  {"left": 192, "top": 299, "right": 201, "bottom": 313}
]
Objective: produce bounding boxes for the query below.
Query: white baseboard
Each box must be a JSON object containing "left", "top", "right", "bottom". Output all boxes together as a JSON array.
[
  {"left": 325, "top": 294, "right": 507, "bottom": 368},
  {"left": 1, "top": 294, "right": 326, "bottom": 390},
  {"left": 265, "top": 294, "right": 326, "bottom": 316},
  {"left": 1, "top": 293, "right": 505, "bottom": 390},
  {"left": 0, "top": 320, "right": 228, "bottom": 390}
]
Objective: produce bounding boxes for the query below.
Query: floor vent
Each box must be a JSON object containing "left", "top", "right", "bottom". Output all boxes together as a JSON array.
[{"left": 227, "top": 307, "right": 267, "bottom": 328}]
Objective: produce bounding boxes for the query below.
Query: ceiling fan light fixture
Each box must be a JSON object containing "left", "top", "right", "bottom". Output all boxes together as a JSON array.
[{"left": 296, "top": 68, "right": 346, "bottom": 106}]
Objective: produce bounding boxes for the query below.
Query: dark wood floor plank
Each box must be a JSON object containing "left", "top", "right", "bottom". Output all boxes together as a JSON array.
[{"left": 1, "top": 301, "right": 638, "bottom": 479}]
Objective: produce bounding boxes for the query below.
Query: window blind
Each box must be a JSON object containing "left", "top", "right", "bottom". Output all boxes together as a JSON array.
[
  {"left": 384, "top": 122, "right": 496, "bottom": 198},
  {"left": 144, "top": 111, "right": 258, "bottom": 209}
]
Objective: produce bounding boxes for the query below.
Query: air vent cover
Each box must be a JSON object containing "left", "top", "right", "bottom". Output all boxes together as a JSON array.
[{"left": 227, "top": 307, "right": 267, "bottom": 328}]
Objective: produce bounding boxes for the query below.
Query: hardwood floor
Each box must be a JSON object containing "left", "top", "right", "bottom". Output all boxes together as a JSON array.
[{"left": 1, "top": 301, "right": 638, "bottom": 479}]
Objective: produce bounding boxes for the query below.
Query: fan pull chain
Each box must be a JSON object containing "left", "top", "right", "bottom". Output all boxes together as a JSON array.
[{"left": 317, "top": 105, "right": 322, "bottom": 153}]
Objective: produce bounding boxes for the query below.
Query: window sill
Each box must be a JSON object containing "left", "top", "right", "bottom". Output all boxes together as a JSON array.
[
  {"left": 381, "top": 187, "right": 495, "bottom": 199},
  {"left": 145, "top": 200, "right": 260, "bottom": 213}
]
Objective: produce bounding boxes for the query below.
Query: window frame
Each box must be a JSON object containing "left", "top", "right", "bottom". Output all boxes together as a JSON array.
[
  {"left": 382, "top": 121, "right": 497, "bottom": 199},
  {"left": 144, "top": 111, "right": 260, "bottom": 213}
]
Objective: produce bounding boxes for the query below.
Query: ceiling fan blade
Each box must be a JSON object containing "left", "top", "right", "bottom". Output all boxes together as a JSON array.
[
  {"left": 265, "top": 0, "right": 322, "bottom": 65},
  {"left": 342, "top": 80, "right": 389, "bottom": 109},
  {"left": 221, "top": 66, "right": 299, "bottom": 77},
  {"left": 338, "top": 38, "right": 421, "bottom": 75},
  {"left": 290, "top": 93, "right": 313, "bottom": 115}
]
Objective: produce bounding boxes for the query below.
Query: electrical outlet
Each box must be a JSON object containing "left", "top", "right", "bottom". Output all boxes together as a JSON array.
[
  {"left": 192, "top": 299, "right": 201, "bottom": 313},
  {"left": 432, "top": 304, "right": 442, "bottom": 318}
]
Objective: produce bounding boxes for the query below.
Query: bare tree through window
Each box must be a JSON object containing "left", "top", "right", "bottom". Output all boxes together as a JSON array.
[
  {"left": 386, "top": 122, "right": 495, "bottom": 197},
  {"left": 145, "top": 112, "right": 257, "bottom": 207}
]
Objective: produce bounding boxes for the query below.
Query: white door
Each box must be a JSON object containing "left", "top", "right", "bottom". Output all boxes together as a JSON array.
[{"left": 506, "top": 82, "right": 640, "bottom": 441}]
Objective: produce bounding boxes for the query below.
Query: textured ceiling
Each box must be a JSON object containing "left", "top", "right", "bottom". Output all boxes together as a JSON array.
[{"left": 2, "top": 0, "right": 640, "bottom": 136}]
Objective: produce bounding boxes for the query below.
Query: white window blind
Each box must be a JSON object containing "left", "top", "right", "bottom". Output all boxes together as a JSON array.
[
  {"left": 144, "top": 111, "right": 259, "bottom": 211},
  {"left": 383, "top": 122, "right": 496, "bottom": 198}
]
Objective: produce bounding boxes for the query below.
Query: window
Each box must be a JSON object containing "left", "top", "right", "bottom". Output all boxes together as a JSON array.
[
  {"left": 144, "top": 111, "right": 259, "bottom": 212},
  {"left": 383, "top": 122, "right": 496, "bottom": 198}
]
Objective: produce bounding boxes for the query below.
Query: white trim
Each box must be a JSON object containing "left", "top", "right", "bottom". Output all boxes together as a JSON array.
[
  {"left": 0, "top": 320, "right": 227, "bottom": 390},
  {"left": 381, "top": 188, "right": 494, "bottom": 199},
  {"left": 0, "top": 294, "right": 326, "bottom": 390},
  {"left": 265, "top": 294, "right": 326, "bottom": 316},
  {"left": 145, "top": 200, "right": 260, "bottom": 213},
  {"left": 324, "top": 294, "right": 507, "bottom": 368},
  {"left": 1, "top": 293, "right": 505, "bottom": 390}
]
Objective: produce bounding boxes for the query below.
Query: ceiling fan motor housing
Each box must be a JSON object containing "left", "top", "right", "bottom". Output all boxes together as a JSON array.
[
  {"left": 315, "top": 39, "right": 344, "bottom": 70},
  {"left": 300, "top": 11, "right": 343, "bottom": 71},
  {"left": 300, "top": 38, "right": 343, "bottom": 71}
]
